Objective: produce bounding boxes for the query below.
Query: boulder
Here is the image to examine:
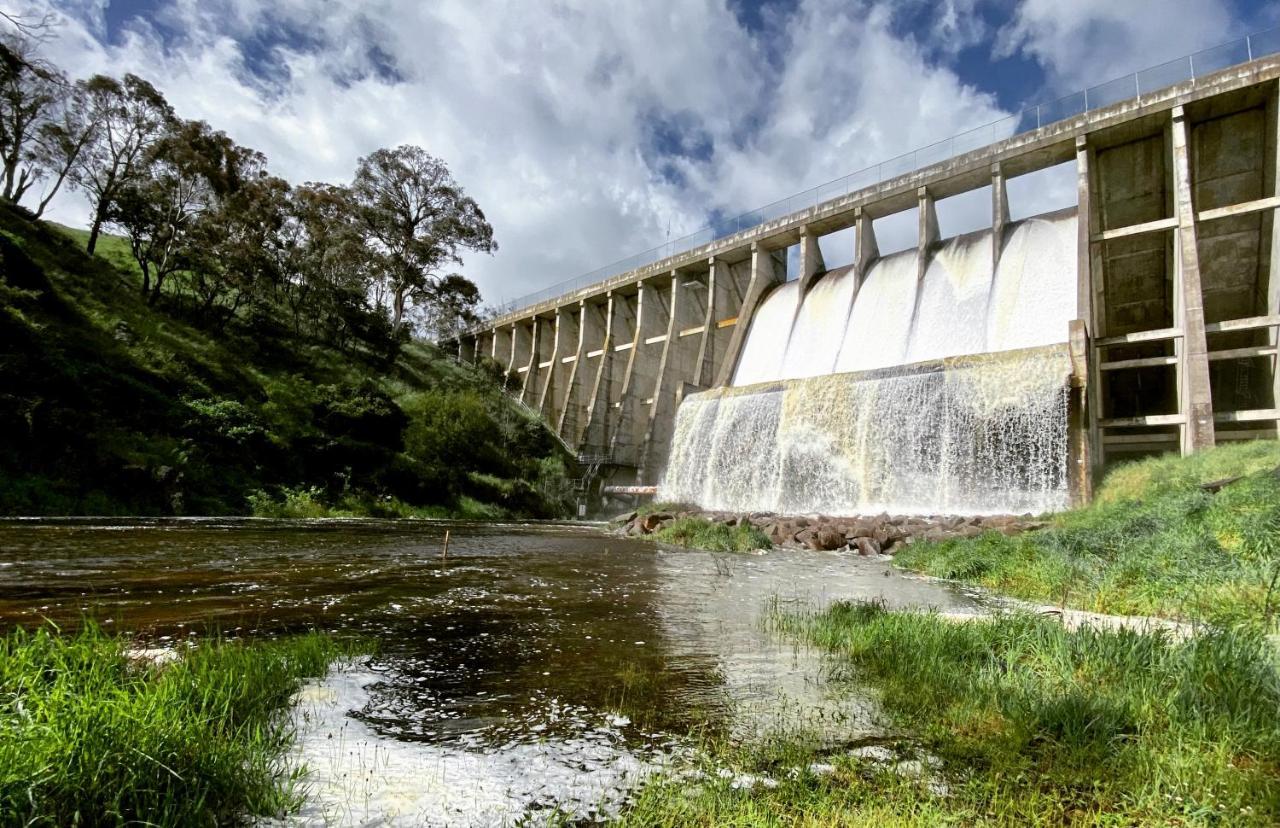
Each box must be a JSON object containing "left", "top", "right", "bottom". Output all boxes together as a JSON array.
[
  {"left": 640, "top": 513, "right": 669, "bottom": 533},
  {"left": 813, "top": 527, "right": 846, "bottom": 551},
  {"left": 794, "top": 528, "right": 817, "bottom": 548},
  {"left": 853, "top": 537, "right": 882, "bottom": 556}
]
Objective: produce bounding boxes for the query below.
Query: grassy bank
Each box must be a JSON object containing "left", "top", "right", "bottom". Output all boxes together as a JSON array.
[
  {"left": 621, "top": 601, "right": 1280, "bottom": 826},
  {"left": 0, "top": 206, "right": 571, "bottom": 518},
  {"left": 896, "top": 440, "right": 1280, "bottom": 626},
  {"left": 0, "top": 623, "right": 351, "bottom": 826},
  {"left": 654, "top": 516, "right": 772, "bottom": 552}
]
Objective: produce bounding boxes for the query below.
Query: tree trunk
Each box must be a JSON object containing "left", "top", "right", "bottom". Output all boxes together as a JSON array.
[
  {"left": 392, "top": 287, "right": 407, "bottom": 332},
  {"left": 86, "top": 206, "right": 106, "bottom": 255}
]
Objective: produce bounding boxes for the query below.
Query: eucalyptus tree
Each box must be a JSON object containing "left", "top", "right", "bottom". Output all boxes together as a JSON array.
[
  {"left": 350, "top": 145, "right": 495, "bottom": 332},
  {"left": 281, "top": 182, "right": 377, "bottom": 346},
  {"left": 0, "top": 31, "right": 88, "bottom": 214},
  {"left": 71, "top": 73, "right": 172, "bottom": 254},
  {"left": 108, "top": 118, "right": 222, "bottom": 304}
]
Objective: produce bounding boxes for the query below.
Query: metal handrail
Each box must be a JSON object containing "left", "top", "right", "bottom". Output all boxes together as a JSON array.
[{"left": 472, "top": 25, "right": 1280, "bottom": 329}]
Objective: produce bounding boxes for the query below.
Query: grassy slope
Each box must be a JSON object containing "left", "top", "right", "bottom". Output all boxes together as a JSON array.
[
  {"left": 896, "top": 440, "right": 1280, "bottom": 625},
  {"left": 0, "top": 624, "right": 351, "bottom": 826},
  {"left": 0, "top": 206, "right": 569, "bottom": 516}
]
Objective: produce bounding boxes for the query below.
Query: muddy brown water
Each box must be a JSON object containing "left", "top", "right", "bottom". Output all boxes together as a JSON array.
[{"left": 0, "top": 518, "right": 982, "bottom": 825}]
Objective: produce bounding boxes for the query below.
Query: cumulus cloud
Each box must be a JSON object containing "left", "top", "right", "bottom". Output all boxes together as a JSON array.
[
  {"left": 995, "top": 0, "right": 1241, "bottom": 92},
  {"left": 5, "top": 0, "right": 1263, "bottom": 307}
]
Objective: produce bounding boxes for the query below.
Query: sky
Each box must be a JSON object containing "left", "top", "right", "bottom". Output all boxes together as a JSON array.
[{"left": 8, "top": 0, "right": 1280, "bottom": 309}]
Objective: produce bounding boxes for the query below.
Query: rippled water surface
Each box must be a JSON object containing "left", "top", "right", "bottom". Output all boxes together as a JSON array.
[{"left": 0, "top": 518, "right": 981, "bottom": 825}]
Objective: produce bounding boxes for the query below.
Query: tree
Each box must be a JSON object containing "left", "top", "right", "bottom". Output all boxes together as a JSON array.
[
  {"left": 26, "top": 79, "right": 96, "bottom": 218},
  {"left": 350, "top": 145, "right": 495, "bottom": 332},
  {"left": 411, "top": 272, "right": 482, "bottom": 340},
  {"left": 71, "top": 73, "right": 172, "bottom": 254},
  {"left": 0, "top": 31, "right": 78, "bottom": 211},
  {"left": 280, "top": 182, "right": 375, "bottom": 345},
  {"left": 108, "top": 119, "right": 220, "bottom": 304}
]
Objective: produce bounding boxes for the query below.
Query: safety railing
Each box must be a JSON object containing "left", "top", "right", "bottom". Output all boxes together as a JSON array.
[{"left": 474, "top": 25, "right": 1280, "bottom": 328}]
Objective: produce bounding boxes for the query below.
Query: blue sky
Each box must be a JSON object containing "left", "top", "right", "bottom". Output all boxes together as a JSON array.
[{"left": 17, "top": 0, "right": 1280, "bottom": 306}]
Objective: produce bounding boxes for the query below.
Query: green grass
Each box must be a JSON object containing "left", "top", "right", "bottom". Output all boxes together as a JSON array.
[
  {"left": 1, "top": 205, "right": 571, "bottom": 518},
  {"left": 0, "top": 623, "right": 355, "bottom": 827},
  {"left": 620, "top": 601, "right": 1280, "bottom": 826},
  {"left": 895, "top": 440, "right": 1280, "bottom": 625},
  {"left": 654, "top": 516, "right": 772, "bottom": 552}
]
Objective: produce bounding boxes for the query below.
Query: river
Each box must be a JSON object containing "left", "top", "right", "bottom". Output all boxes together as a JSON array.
[{"left": 0, "top": 518, "right": 981, "bottom": 826}]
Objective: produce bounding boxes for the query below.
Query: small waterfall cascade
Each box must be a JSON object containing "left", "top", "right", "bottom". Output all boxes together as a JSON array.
[
  {"left": 659, "top": 345, "right": 1072, "bottom": 516},
  {"left": 660, "top": 208, "right": 1079, "bottom": 516}
]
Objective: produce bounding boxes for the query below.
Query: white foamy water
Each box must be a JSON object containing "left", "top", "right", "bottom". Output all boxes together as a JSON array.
[
  {"left": 732, "top": 281, "right": 801, "bottom": 385},
  {"left": 734, "top": 209, "right": 1078, "bottom": 385},
  {"left": 661, "top": 345, "right": 1072, "bottom": 516},
  {"left": 778, "top": 266, "right": 858, "bottom": 379},
  {"left": 273, "top": 662, "right": 655, "bottom": 828},
  {"left": 673, "top": 210, "right": 1078, "bottom": 516},
  {"left": 833, "top": 250, "right": 919, "bottom": 373},
  {"left": 905, "top": 232, "right": 993, "bottom": 364},
  {"left": 987, "top": 210, "right": 1077, "bottom": 351}
]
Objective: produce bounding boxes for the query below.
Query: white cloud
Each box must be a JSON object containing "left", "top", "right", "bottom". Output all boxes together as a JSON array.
[
  {"left": 995, "top": 0, "right": 1240, "bottom": 92},
  {"left": 16, "top": 0, "right": 1253, "bottom": 309}
]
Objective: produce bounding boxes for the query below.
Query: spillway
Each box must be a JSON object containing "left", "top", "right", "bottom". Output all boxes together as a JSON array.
[{"left": 659, "top": 209, "right": 1079, "bottom": 516}]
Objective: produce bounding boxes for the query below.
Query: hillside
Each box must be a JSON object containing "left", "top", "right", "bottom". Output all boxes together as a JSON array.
[{"left": 0, "top": 205, "right": 571, "bottom": 517}]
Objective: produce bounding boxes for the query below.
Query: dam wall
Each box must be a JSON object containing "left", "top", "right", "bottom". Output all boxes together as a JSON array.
[{"left": 453, "top": 54, "right": 1280, "bottom": 512}]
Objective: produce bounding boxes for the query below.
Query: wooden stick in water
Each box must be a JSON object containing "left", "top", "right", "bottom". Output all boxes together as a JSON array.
[{"left": 442, "top": 529, "right": 450, "bottom": 559}]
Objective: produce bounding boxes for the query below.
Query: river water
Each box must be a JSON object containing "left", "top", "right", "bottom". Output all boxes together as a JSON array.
[{"left": 0, "top": 518, "right": 981, "bottom": 826}]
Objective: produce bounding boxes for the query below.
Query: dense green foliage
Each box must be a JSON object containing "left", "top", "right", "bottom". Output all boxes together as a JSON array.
[
  {"left": 654, "top": 516, "right": 772, "bottom": 552},
  {"left": 622, "top": 603, "right": 1280, "bottom": 826},
  {"left": 0, "top": 206, "right": 570, "bottom": 516},
  {"left": 0, "top": 623, "right": 349, "bottom": 827},
  {"left": 895, "top": 440, "right": 1280, "bottom": 625}
]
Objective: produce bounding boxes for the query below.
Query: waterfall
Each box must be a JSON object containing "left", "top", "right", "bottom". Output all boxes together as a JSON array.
[
  {"left": 779, "top": 265, "right": 859, "bottom": 379},
  {"left": 660, "top": 346, "right": 1072, "bottom": 516},
  {"left": 660, "top": 208, "right": 1079, "bottom": 516},
  {"left": 732, "top": 281, "right": 801, "bottom": 386}
]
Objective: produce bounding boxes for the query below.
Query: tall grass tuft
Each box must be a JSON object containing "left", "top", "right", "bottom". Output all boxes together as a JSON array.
[
  {"left": 654, "top": 517, "right": 772, "bottom": 552},
  {"left": 0, "top": 623, "right": 348, "bottom": 827},
  {"left": 896, "top": 440, "right": 1280, "bottom": 625}
]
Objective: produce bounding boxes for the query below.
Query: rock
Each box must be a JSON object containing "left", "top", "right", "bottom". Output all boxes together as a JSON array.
[
  {"left": 611, "top": 511, "right": 638, "bottom": 526},
  {"left": 640, "top": 513, "right": 670, "bottom": 533},
  {"left": 853, "top": 537, "right": 881, "bottom": 556},
  {"left": 794, "top": 528, "right": 817, "bottom": 548},
  {"left": 882, "top": 540, "right": 904, "bottom": 556},
  {"left": 813, "top": 527, "right": 845, "bottom": 551}
]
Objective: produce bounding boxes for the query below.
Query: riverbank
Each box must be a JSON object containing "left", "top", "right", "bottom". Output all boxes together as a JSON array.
[
  {"left": 620, "top": 601, "right": 1280, "bottom": 826},
  {"left": 0, "top": 623, "right": 353, "bottom": 826},
  {"left": 896, "top": 440, "right": 1280, "bottom": 627}
]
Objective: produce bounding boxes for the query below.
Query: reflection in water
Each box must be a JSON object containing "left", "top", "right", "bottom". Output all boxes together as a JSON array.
[{"left": 0, "top": 519, "right": 980, "bottom": 825}]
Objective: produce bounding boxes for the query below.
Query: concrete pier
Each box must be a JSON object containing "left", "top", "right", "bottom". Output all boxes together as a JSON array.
[{"left": 453, "top": 55, "right": 1280, "bottom": 493}]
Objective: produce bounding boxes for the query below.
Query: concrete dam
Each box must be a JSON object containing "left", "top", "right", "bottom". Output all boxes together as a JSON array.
[{"left": 451, "top": 49, "right": 1280, "bottom": 515}]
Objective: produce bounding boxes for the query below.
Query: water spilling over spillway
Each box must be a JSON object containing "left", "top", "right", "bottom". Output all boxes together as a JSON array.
[{"left": 660, "top": 209, "right": 1077, "bottom": 515}]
